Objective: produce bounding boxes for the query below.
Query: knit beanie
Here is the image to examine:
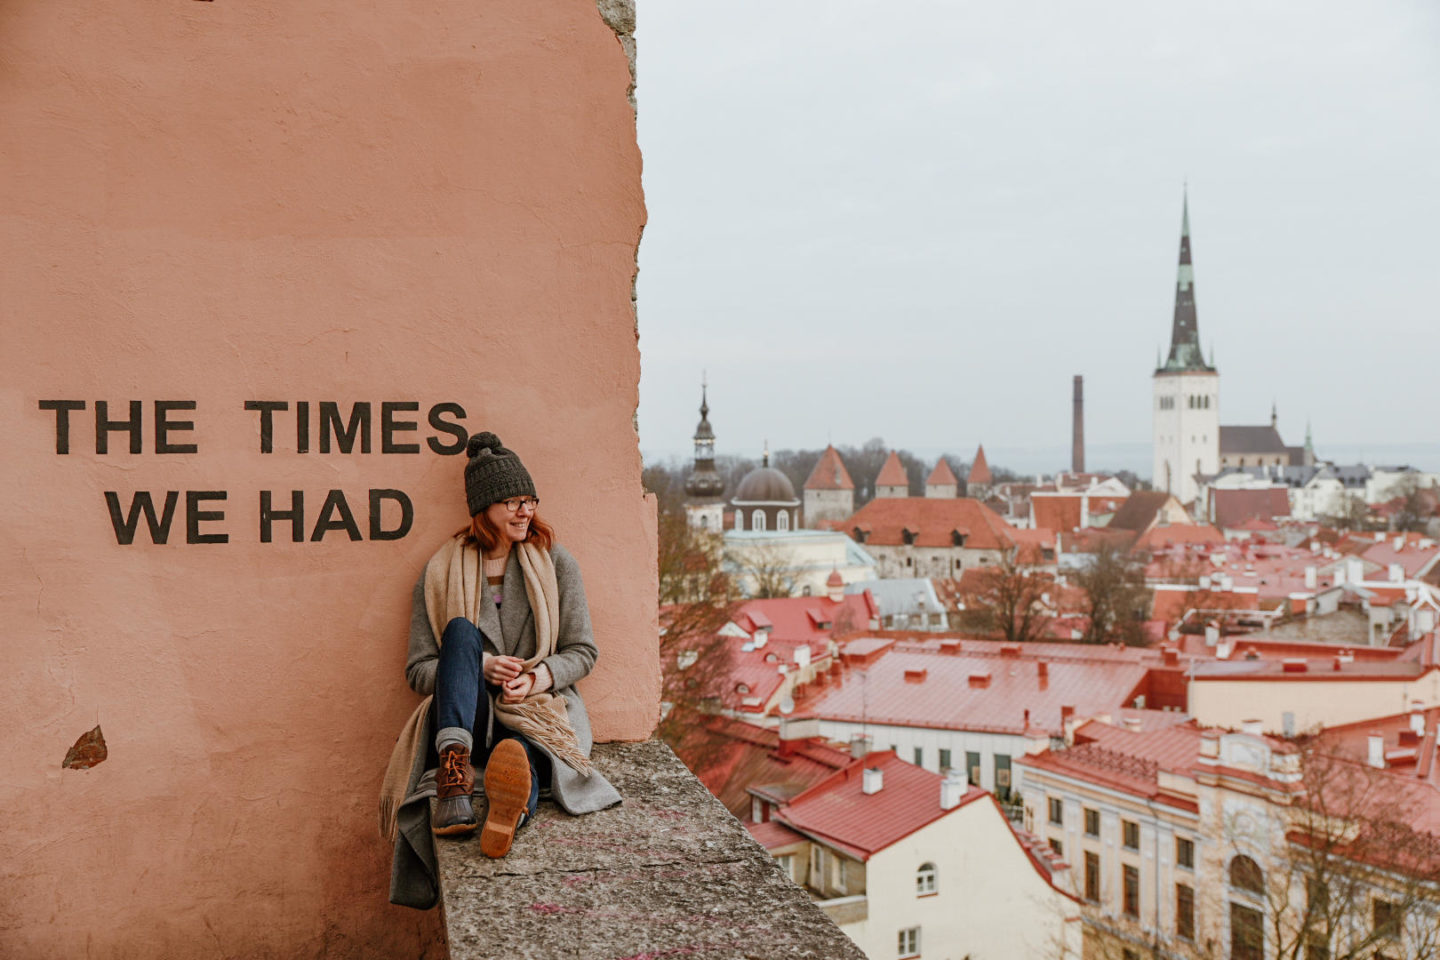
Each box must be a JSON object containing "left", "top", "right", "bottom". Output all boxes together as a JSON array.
[{"left": 464, "top": 432, "right": 536, "bottom": 516}]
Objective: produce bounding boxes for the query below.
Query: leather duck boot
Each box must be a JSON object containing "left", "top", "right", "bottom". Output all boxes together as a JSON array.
[
  {"left": 479, "top": 738, "right": 532, "bottom": 858},
  {"left": 432, "top": 743, "right": 478, "bottom": 837}
]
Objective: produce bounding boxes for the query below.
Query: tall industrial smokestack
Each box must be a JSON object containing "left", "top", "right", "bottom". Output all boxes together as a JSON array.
[{"left": 1072, "top": 375, "right": 1085, "bottom": 474}]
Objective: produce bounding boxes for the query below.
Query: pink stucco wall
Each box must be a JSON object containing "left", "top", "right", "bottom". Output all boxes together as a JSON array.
[{"left": 0, "top": 2, "right": 653, "bottom": 956}]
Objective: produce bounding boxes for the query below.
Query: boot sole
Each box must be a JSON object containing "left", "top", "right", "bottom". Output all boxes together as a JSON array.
[
  {"left": 480, "top": 739, "right": 531, "bottom": 858},
  {"left": 432, "top": 820, "right": 478, "bottom": 838}
]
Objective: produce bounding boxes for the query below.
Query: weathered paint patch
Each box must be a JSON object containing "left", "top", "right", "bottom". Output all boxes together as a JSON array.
[{"left": 63, "top": 725, "right": 107, "bottom": 770}]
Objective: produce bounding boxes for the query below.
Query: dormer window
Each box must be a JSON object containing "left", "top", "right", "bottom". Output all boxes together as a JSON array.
[
  {"left": 853, "top": 527, "right": 867, "bottom": 543},
  {"left": 951, "top": 530, "right": 967, "bottom": 547},
  {"left": 902, "top": 528, "right": 917, "bottom": 545},
  {"left": 735, "top": 682, "right": 750, "bottom": 695}
]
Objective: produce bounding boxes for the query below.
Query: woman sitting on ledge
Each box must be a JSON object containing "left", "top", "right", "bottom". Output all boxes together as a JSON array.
[{"left": 381, "top": 431, "right": 620, "bottom": 908}]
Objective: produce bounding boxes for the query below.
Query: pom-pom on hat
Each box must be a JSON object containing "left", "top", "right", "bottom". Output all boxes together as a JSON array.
[{"left": 464, "top": 432, "right": 536, "bottom": 516}]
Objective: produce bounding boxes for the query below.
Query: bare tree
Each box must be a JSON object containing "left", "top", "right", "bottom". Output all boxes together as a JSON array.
[
  {"left": 727, "top": 540, "right": 798, "bottom": 599},
  {"left": 960, "top": 551, "right": 1054, "bottom": 643},
  {"left": 1074, "top": 542, "right": 1150, "bottom": 645},
  {"left": 1238, "top": 739, "right": 1440, "bottom": 960},
  {"left": 655, "top": 513, "right": 738, "bottom": 761}
]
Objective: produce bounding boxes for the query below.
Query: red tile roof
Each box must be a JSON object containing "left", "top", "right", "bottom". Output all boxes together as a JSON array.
[
  {"left": 843, "top": 497, "right": 1017, "bottom": 550},
  {"left": 1032, "top": 494, "right": 1083, "bottom": 533},
  {"left": 804, "top": 445, "right": 855, "bottom": 492},
  {"left": 927, "top": 458, "right": 958, "bottom": 486},
  {"left": 1011, "top": 527, "right": 1057, "bottom": 565},
  {"left": 776, "top": 751, "right": 985, "bottom": 860},
  {"left": 876, "top": 450, "right": 908, "bottom": 488},
  {"left": 968, "top": 445, "right": 992, "bottom": 485},
  {"left": 1211, "top": 488, "right": 1292, "bottom": 529}
]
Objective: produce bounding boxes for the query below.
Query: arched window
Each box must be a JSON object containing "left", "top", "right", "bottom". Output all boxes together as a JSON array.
[
  {"left": 752, "top": 509, "right": 766, "bottom": 532},
  {"left": 916, "top": 862, "right": 937, "bottom": 895},
  {"left": 777, "top": 510, "right": 789, "bottom": 532},
  {"left": 1229, "top": 855, "right": 1263, "bottom": 894},
  {"left": 735, "top": 510, "right": 743, "bottom": 531}
]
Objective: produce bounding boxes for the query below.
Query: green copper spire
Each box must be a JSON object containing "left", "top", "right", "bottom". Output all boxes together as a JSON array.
[{"left": 1157, "top": 188, "right": 1216, "bottom": 374}]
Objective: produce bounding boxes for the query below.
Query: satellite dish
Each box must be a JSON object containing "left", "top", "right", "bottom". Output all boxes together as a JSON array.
[{"left": 779, "top": 695, "right": 795, "bottom": 715}]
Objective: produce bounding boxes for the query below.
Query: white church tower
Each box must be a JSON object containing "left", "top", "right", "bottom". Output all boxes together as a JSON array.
[{"left": 1152, "top": 191, "right": 1219, "bottom": 508}]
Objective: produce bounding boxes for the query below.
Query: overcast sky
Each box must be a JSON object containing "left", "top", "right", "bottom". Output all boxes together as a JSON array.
[{"left": 633, "top": 2, "right": 1440, "bottom": 476}]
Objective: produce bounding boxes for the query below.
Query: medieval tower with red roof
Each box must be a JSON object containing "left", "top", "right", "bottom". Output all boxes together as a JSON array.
[
  {"left": 802, "top": 445, "right": 856, "bottom": 528},
  {"left": 1152, "top": 190, "right": 1219, "bottom": 507}
]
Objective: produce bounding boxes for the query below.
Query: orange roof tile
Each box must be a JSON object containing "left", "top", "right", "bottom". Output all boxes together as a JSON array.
[
  {"left": 843, "top": 497, "right": 1016, "bottom": 551},
  {"left": 876, "top": 450, "right": 908, "bottom": 488},
  {"left": 968, "top": 444, "right": 992, "bottom": 485},
  {"left": 804, "top": 445, "right": 855, "bottom": 492},
  {"left": 1032, "top": 494, "right": 1083, "bottom": 533},
  {"left": 927, "top": 458, "right": 958, "bottom": 485}
]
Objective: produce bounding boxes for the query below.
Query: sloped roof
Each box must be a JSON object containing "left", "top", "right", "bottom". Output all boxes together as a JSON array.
[
  {"left": 803, "top": 642, "right": 1156, "bottom": 736},
  {"left": 926, "top": 458, "right": 958, "bottom": 486},
  {"left": 1219, "top": 425, "right": 1289, "bottom": 456},
  {"left": 804, "top": 445, "right": 855, "bottom": 492},
  {"left": 736, "top": 592, "right": 880, "bottom": 646},
  {"left": 1032, "top": 494, "right": 1083, "bottom": 533},
  {"left": 674, "top": 716, "right": 853, "bottom": 819},
  {"left": 1212, "top": 487, "right": 1292, "bottom": 529},
  {"left": 1135, "top": 524, "right": 1225, "bottom": 552},
  {"left": 876, "top": 451, "right": 908, "bottom": 488},
  {"left": 777, "top": 751, "right": 985, "bottom": 860},
  {"left": 968, "top": 445, "right": 992, "bottom": 485},
  {"left": 843, "top": 497, "right": 1017, "bottom": 550},
  {"left": 1108, "top": 492, "right": 1176, "bottom": 532}
]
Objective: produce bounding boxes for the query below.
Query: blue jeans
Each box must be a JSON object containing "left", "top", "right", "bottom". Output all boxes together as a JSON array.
[{"left": 435, "top": 617, "right": 545, "bottom": 816}]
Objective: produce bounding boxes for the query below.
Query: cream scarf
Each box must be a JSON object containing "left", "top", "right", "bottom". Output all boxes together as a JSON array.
[{"left": 379, "top": 536, "right": 590, "bottom": 841}]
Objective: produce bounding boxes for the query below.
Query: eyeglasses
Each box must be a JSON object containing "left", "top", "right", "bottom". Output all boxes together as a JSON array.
[{"left": 500, "top": 497, "right": 540, "bottom": 513}]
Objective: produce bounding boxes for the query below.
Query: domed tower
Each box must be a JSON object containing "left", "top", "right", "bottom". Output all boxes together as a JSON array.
[
  {"left": 683, "top": 382, "right": 726, "bottom": 532},
  {"left": 731, "top": 444, "right": 801, "bottom": 532}
]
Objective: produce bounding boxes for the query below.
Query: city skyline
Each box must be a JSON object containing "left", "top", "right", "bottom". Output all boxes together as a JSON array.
[{"left": 634, "top": 2, "right": 1440, "bottom": 475}]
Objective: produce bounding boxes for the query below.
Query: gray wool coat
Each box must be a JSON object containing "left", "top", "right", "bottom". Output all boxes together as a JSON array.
[{"left": 389, "top": 542, "right": 621, "bottom": 909}]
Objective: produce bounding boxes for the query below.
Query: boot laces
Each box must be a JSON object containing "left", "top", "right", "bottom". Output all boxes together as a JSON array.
[{"left": 439, "top": 749, "right": 469, "bottom": 788}]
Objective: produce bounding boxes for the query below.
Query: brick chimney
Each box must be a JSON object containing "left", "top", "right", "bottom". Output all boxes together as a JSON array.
[{"left": 1072, "top": 375, "right": 1085, "bottom": 474}]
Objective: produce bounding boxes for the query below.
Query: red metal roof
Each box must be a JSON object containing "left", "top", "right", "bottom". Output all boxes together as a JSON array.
[
  {"left": 737, "top": 592, "right": 879, "bottom": 647},
  {"left": 804, "top": 445, "right": 855, "bottom": 491},
  {"left": 803, "top": 642, "right": 1158, "bottom": 735},
  {"left": 843, "top": 497, "right": 1016, "bottom": 550},
  {"left": 673, "top": 716, "right": 852, "bottom": 818},
  {"left": 776, "top": 751, "right": 985, "bottom": 860},
  {"left": 747, "top": 819, "right": 807, "bottom": 848}
]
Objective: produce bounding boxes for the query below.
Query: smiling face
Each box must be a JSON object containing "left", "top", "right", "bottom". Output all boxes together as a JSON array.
[{"left": 484, "top": 497, "right": 536, "bottom": 548}]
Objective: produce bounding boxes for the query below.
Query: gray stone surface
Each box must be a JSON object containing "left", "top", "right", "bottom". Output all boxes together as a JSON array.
[{"left": 436, "top": 740, "right": 866, "bottom": 960}]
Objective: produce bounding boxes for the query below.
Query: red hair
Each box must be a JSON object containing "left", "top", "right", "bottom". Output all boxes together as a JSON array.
[{"left": 460, "top": 509, "right": 555, "bottom": 553}]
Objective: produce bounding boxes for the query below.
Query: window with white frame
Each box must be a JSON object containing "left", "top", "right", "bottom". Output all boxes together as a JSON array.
[
  {"left": 777, "top": 510, "right": 789, "bottom": 531},
  {"left": 734, "top": 510, "right": 743, "bottom": 530},
  {"left": 809, "top": 846, "right": 823, "bottom": 889},
  {"left": 898, "top": 926, "right": 920, "bottom": 958},
  {"left": 775, "top": 854, "right": 794, "bottom": 881},
  {"left": 752, "top": 509, "right": 766, "bottom": 532},
  {"left": 916, "top": 862, "right": 937, "bottom": 896}
]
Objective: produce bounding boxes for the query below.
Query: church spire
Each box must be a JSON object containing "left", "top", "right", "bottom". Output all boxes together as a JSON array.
[
  {"left": 1158, "top": 188, "right": 1215, "bottom": 374},
  {"left": 684, "top": 378, "right": 724, "bottom": 500}
]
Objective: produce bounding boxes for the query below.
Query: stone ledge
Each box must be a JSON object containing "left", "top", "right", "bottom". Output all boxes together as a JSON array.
[{"left": 436, "top": 740, "right": 866, "bottom": 960}]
